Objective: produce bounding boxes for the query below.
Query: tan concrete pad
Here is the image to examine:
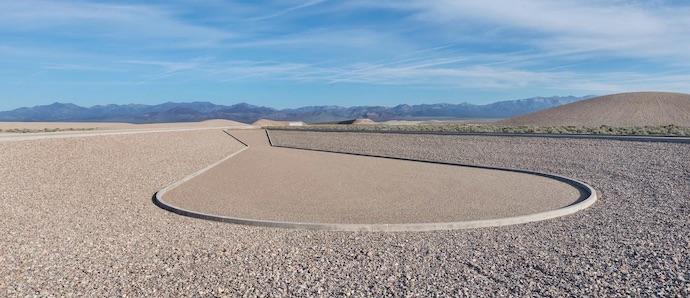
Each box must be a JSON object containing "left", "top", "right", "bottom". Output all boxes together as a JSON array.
[{"left": 163, "top": 130, "right": 583, "bottom": 225}]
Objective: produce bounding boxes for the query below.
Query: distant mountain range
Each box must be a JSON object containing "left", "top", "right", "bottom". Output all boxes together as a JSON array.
[{"left": 0, "top": 95, "right": 595, "bottom": 123}]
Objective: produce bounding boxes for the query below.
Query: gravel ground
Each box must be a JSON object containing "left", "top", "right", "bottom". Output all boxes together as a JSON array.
[
  {"left": 268, "top": 130, "right": 690, "bottom": 296},
  {"left": 1, "top": 129, "right": 688, "bottom": 296}
]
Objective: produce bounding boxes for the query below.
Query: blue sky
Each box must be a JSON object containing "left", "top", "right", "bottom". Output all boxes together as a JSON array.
[{"left": 1, "top": 0, "right": 689, "bottom": 110}]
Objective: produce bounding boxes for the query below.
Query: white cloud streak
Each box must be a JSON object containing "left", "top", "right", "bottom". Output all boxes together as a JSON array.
[
  {"left": 2, "top": 0, "right": 690, "bottom": 99},
  {"left": 406, "top": 0, "right": 690, "bottom": 59},
  {"left": 0, "top": 0, "right": 234, "bottom": 47},
  {"left": 250, "top": 0, "right": 328, "bottom": 21}
]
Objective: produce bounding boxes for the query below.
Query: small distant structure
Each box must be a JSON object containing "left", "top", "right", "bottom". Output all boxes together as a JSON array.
[{"left": 288, "top": 122, "right": 304, "bottom": 127}]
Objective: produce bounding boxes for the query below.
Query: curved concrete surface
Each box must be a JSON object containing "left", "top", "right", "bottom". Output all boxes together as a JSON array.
[{"left": 155, "top": 130, "right": 597, "bottom": 231}]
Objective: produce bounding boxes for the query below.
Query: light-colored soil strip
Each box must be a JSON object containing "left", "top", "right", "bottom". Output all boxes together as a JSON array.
[
  {"left": 0, "top": 119, "right": 249, "bottom": 131},
  {"left": 0, "top": 126, "right": 253, "bottom": 142},
  {"left": 157, "top": 130, "right": 595, "bottom": 231}
]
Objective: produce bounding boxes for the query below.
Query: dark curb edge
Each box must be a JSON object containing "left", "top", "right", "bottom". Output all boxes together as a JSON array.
[{"left": 154, "top": 129, "right": 598, "bottom": 232}]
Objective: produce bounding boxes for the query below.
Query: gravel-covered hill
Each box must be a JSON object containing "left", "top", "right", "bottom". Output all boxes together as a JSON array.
[{"left": 498, "top": 92, "right": 690, "bottom": 127}]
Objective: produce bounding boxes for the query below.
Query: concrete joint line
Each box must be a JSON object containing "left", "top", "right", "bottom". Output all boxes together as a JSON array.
[{"left": 154, "top": 129, "right": 598, "bottom": 232}]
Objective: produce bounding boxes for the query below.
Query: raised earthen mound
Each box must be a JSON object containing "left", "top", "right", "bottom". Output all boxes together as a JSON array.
[
  {"left": 252, "top": 119, "right": 287, "bottom": 127},
  {"left": 252, "top": 119, "right": 304, "bottom": 127},
  {"left": 117, "top": 119, "right": 249, "bottom": 129},
  {"left": 338, "top": 118, "right": 377, "bottom": 125},
  {"left": 498, "top": 92, "right": 690, "bottom": 127},
  {"left": 198, "top": 119, "right": 249, "bottom": 126}
]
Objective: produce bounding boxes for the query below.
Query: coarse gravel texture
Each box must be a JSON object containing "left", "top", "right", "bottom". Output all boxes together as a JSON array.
[
  {"left": 268, "top": 130, "right": 690, "bottom": 296},
  {"left": 1, "top": 128, "right": 688, "bottom": 296}
]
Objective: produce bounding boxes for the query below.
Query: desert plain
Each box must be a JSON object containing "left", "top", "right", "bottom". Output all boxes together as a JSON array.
[{"left": 1, "top": 93, "right": 689, "bottom": 296}]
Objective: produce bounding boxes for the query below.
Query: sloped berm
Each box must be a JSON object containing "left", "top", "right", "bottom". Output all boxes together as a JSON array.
[{"left": 154, "top": 130, "right": 596, "bottom": 231}]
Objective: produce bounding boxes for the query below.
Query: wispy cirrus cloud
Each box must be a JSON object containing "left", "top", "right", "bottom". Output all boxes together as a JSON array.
[
  {"left": 116, "top": 52, "right": 690, "bottom": 97},
  {"left": 403, "top": 0, "right": 690, "bottom": 59},
  {"left": 43, "top": 64, "right": 120, "bottom": 72},
  {"left": 1, "top": 0, "right": 690, "bottom": 111},
  {"left": 249, "top": 0, "right": 328, "bottom": 21},
  {"left": 0, "top": 0, "right": 234, "bottom": 48}
]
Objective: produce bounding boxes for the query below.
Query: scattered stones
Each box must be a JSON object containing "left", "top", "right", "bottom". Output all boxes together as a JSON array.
[{"left": 0, "top": 129, "right": 688, "bottom": 296}]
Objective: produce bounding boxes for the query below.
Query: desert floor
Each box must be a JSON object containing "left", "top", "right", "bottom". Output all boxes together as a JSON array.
[
  {"left": 0, "top": 119, "right": 249, "bottom": 131},
  {"left": 1, "top": 125, "right": 688, "bottom": 296}
]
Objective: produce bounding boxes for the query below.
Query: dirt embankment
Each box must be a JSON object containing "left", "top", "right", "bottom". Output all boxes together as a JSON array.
[
  {"left": 337, "top": 118, "right": 377, "bottom": 125},
  {"left": 252, "top": 119, "right": 305, "bottom": 127},
  {"left": 498, "top": 92, "right": 690, "bottom": 127}
]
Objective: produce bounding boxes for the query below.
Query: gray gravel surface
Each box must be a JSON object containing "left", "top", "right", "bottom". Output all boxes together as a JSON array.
[
  {"left": 268, "top": 130, "right": 690, "bottom": 296},
  {"left": 1, "top": 129, "right": 688, "bottom": 296}
]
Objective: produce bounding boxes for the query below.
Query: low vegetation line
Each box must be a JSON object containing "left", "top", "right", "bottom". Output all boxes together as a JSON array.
[
  {"left": 266, "top": 124, "right": 690, "bottom": 136},
  {"left": 0, "top": 127, "right": 97, "bottom": 134}
]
